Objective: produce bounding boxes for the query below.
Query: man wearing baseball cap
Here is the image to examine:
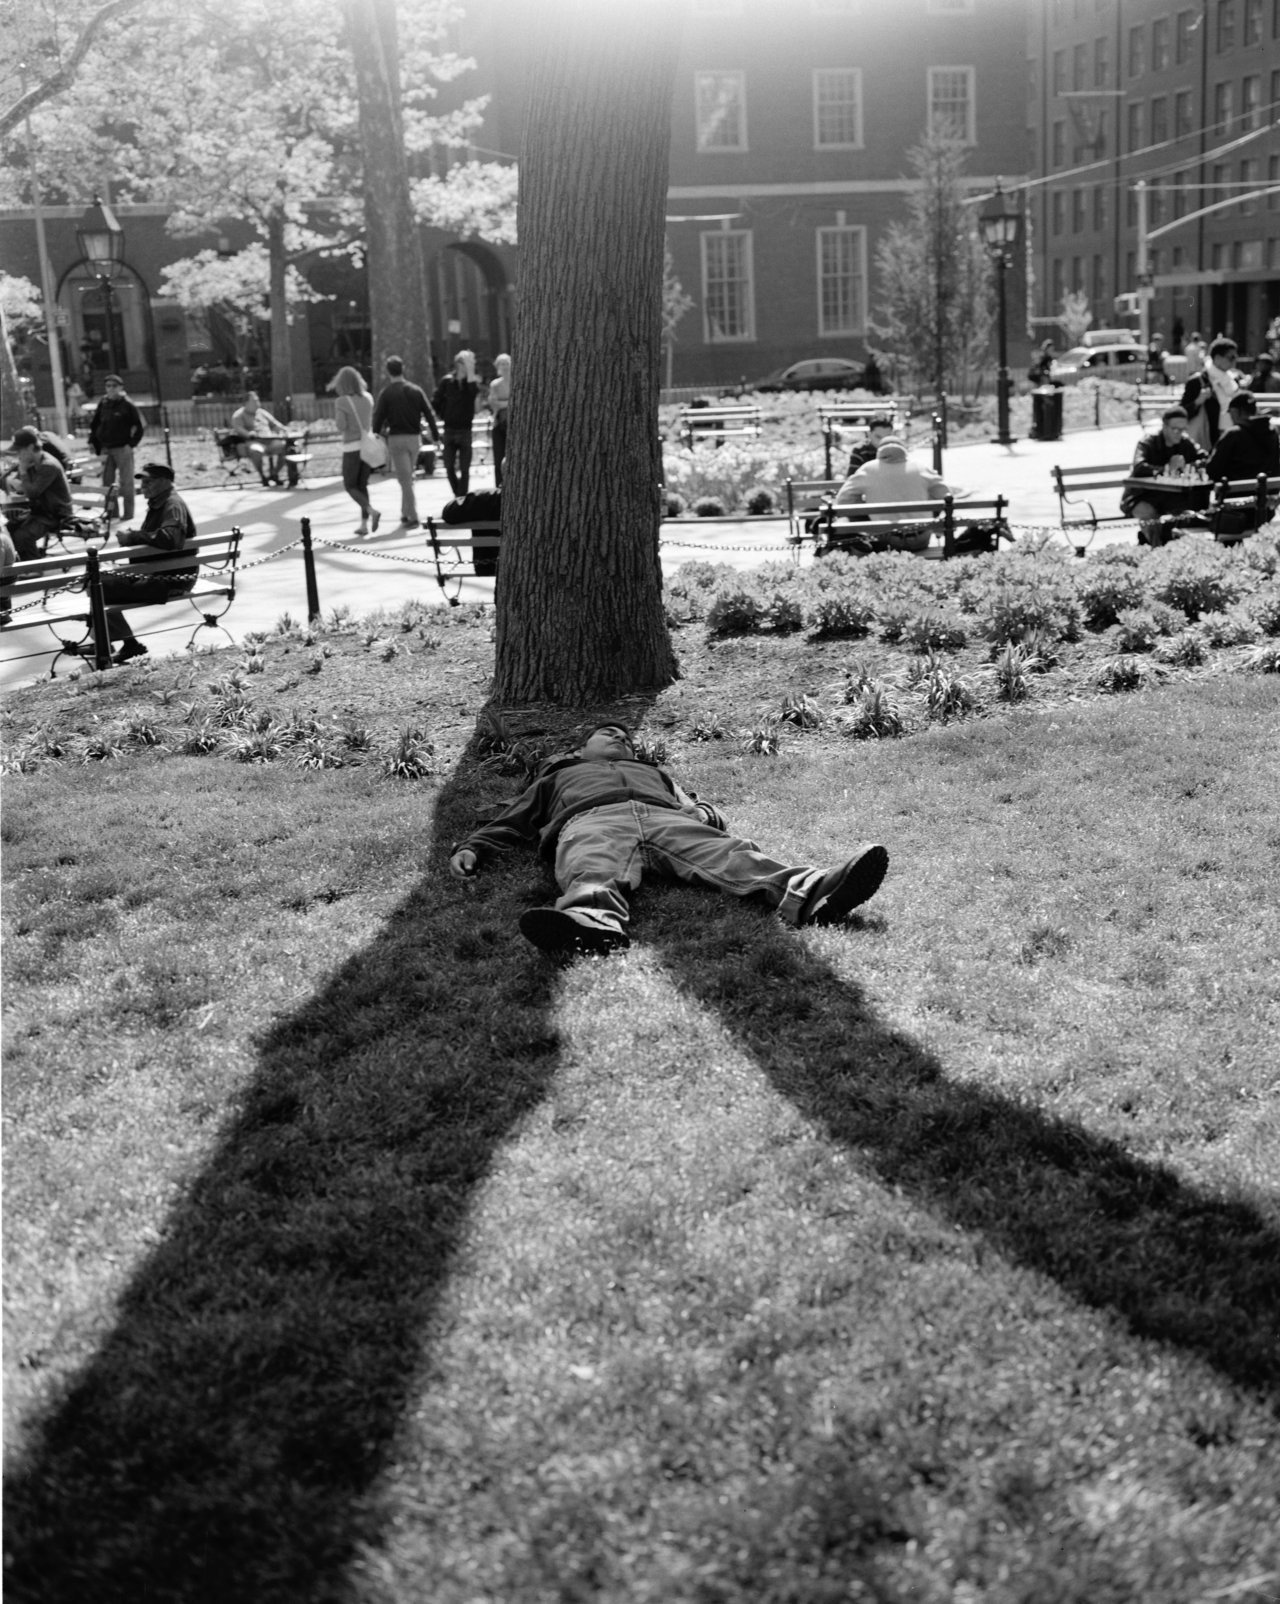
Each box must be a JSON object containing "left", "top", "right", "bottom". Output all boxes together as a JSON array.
[
  {"left": 3, "top": 427, "right": 74, "bottom": 559},
  {"left": 66, "top": 461, "right": 198, "bottom": 666},
  {"left": 1205, "top": 390, "right": 1280, "bottom": 485},
  {"left": 87, "top": 374, "right": 145, "bottom": 520}
]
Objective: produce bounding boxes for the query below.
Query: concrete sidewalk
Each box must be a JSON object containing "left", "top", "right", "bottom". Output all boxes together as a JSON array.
[{"left": 2, "top": 419, "right": 1148, "bottom": 694}]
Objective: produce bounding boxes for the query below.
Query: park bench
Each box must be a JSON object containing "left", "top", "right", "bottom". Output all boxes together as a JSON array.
[
  {"left": 1050, "top": 462, "right": 1137, "bottom": 547},
  {"left": 1135, "top": 385, "right": 1185, "bottom": 425},
  {"left": 783, "top": 477, "right": 842, "bottom": 544},
  {"left": 424, "top": 514, "right": 500, "bottom": 602},
  {"left": 1204, "top": 474, "right": 1280, "bottom": 542},
  {"left": 811, "top": 494, "right": 1011, "bottom": 560},
  {"left": 817, "top": 399, "right": 909, "bottom": 479},
  {"left": 0, "top": 528, "right": 243, "bottom": 674},
  {"left": 675, "top": 402, "right": 762, "bottom": 449}
]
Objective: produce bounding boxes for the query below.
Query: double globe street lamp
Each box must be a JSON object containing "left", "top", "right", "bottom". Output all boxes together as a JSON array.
[{"left": 978, "top": 180, "right": 1022, "bottom": 449}]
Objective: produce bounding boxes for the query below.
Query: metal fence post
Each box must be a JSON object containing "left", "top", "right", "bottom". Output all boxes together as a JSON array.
[
  {"left": 300, "top": 516, "right": 321, "bottom": 622},
  {"left": 162, "top": 421, "right": 173, "bottom": 469},
  {"left": 84, "top": 546, "right": 112, "bottom": 671},
  {"left": 823, "top": 421, "right": 833, "bottom": 483},
  {"left": 932, "top": 413, "right": 944, "bottom": 476}
]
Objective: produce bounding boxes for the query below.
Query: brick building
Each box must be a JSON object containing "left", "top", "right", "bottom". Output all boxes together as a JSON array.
[{"left": 1028, "top": 0, "right": 1280, "bottom": 359}]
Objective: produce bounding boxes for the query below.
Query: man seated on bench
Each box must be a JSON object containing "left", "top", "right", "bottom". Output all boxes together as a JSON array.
[
  {"left": 1205, "top": 391, "right": 1280, "bottom": 484},
  {"left": 3, "top": 427, "right": 74, "bottom": 560},
  {"left": 844, "top": 415, "right": 896, "bottom": 477},
  {"left": 1120, "top": 405, "right": 1209, "bottom": 542},
  {"left": 65, "top": 461, "right": 198, "bottom": 667},
  {"left": 829, "top": 439, "right": 949, "bottom": 551},
  {"left": 228, "top": 391, "right": 295, "bottom": 486}
]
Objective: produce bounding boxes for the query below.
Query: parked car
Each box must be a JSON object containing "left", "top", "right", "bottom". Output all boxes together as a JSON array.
[
  {"left": 747, "top": 357, "right": 868, "bottom": 393},
  {"left": 1049, "top": 344, "right": 1145, "bottom": 384}
]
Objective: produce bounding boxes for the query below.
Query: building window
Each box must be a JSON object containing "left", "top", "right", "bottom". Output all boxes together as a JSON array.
[
  {"left": 1128, "top": 100, "right": 1143, "bottom": 150},
  {"left": 1176, "top": 9, "right": 1197, "bottom": 61},
  {"left": 1127, "top": 185, "right": 1139, "bottom": 226},
  {"left": 1052, "top": 119, "right": 1066, "bottom": 165},
  {"left": 695, "top": 72, "right": 747, "bottom": 152},
  {"left": 1128, "top": 23, "right": 1146, "bottom": 75},
  {"left": 1072, "top": 188, "right": 1086, "bottom": 231},
  {"left": 816, "top": 227, "right": 866, "bottom": 335},
  {"left": 1212, "top": 80, "right": 1233, "bottom": 130},
  {"left": 1217, "top": 0, "right": 1236, "bottom": 49},
  {"left": 1245, "top": 0, "right": 1264, "bottom": 39},
  {"left": 927, "top": 66, "right": 976, "bottom": 142},
  {"left": 1270, "top": 152, "right": 1280, "bottom": 209},
  {"left": 1073, "top": 43, "right": 1088, "bottom": 89},
  {"left": 1240, "top": 156, "right": 1260, "bottom": 212},
  {"left": 1241, "top": 73, "right": 1261, "bottom": 127},
  {"left": 1210, "top": 241, "right": 1228, "bottom": 268},
  {"left": 701, "top": 230, "right": 754, "bottom": 341},
  {"left": 1152, "top": 16, "right": 1171, "bottom": 68},
  {"left": 1172, "top": 171, "right": 1187, "bottom": 216},
  {"left": 1272, "top": 68, "right": 1280, "bottom": 109},
  {"left": 1175, "top": 88, "right": 1194, "bottom": 136},
  {"left": 813, "top": 69, "right": 863, "bottom": 148},
  {"left": 1092, "top": 255, "right": 1106, "bottom": 303},
  {"left": 1093, "top": 186, "right": 1108, "bottom": 230},
  {"left": 1072, "top": 256, "right": 1084, "bottom": 292},
  {"left": 1052, "top": 190, "right": 1066, "bottom": 234},
  {"left": 1094, "top": 36, "right": 1109, "bottom": 86},
  {"left": 1051, "top": 258, "right": 1065, "bottom": 305},
  {"left": 1053, "top": 49, "right": 1066, "bottom": 93},
  {"left": 1150, "top": 96, "right": 1168, "bottom": 142}
]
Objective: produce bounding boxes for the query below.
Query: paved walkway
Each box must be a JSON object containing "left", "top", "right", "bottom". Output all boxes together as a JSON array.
[{"left": 2, "top": 419, "right": 1148, "bottom": 694}]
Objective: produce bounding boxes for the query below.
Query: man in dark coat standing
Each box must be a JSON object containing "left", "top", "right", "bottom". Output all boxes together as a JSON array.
[{"left": 87, "top": 374, "right": 145, "bottom": 520}]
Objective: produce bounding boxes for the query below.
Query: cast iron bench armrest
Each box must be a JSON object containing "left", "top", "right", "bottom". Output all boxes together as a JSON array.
[{"left": 424, "top": 517, "right": 501, "bottom": 602}]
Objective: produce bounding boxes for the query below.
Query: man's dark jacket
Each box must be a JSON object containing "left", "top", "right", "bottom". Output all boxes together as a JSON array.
[
  {"left": 1119, "top": 428, "right": 1207, "bottom": 516},
  {"left": 372, "top": 378, "right": 441, "bottom": 441},
  {"left": 455, "top": 754, "right": 728, "bottom": 863},
  {"left": 431, "top": 375, "right": 479, "bottom": 431},
  {"left": 88, "top": 394, "right": 145, "bottom": 452},
  {"left": 1205, "top": 419, "right": 1280, "bottom": 485}
]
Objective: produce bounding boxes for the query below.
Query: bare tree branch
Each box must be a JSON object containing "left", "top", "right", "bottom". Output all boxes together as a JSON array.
[{"left": 0, "top": 0, "right": 145, "bottom": 140}]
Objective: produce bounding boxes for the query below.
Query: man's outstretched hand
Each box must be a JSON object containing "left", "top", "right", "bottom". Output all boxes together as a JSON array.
[{"left": 450, "top": 850, "right": 477, "bottom": 878}]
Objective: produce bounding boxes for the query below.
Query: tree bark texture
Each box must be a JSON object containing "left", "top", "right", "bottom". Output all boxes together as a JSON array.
[
  {"left": 341, "top": 0, "right": 434, "bottom": 392},
  {"left": 492, "top": 0, "right": 682, "bottom": 707}
]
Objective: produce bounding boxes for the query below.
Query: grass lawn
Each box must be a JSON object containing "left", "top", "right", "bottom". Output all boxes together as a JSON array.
[{"left": 3, "top": 538, "right": 1280, "bottom": 1603}]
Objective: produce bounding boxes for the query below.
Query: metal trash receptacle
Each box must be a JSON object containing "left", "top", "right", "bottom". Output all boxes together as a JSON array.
[{"left": 1031, "top": 385, "right": 1063, "bottom": 442}]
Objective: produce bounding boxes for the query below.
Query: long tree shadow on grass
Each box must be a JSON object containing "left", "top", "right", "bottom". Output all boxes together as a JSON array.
[
  {"left": 656, "top": 894, "right": 1280, "bottom": 1407},
  {"left": 7, "top": 748, "right": 1280, "bottom": 1602}
]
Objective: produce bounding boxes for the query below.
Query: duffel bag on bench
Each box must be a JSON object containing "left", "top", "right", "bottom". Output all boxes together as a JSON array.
[{"left": 442, "top": 490, "right": 501, "bottom": 575}]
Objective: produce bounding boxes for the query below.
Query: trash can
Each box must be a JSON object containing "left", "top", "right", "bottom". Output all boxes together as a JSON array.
[{"left": 1031, "top": 385, "right": 1064, "bottom": 442}]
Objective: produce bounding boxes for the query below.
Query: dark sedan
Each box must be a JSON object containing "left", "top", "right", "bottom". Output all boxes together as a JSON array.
[{"left": 748, "top": 357, "right": 868, "bottom": 393}]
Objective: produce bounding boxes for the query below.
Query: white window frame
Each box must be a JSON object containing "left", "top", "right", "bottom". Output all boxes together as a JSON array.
[
  {"left": 695, "top": 71, "right": 747, "bottom": 153},
  {"left": 927, "top": 65, "right": 976, "bottom": 144},
  {"left": 812, "top": 69, "right": 864, "bottom": 150},
  {"left": 815, "top": 225, "right": 867, "bottom": 337},
  {"left": 700, "top": 230, "right": 755, "bottom": 343}
]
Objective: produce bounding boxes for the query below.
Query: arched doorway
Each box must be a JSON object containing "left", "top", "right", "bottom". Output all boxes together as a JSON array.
[
  {"left": 54, "top": 258, "right": 157, "bottom": 401},
  {"left": 427, "top": 242, "right": 513, "bottom": 376}
]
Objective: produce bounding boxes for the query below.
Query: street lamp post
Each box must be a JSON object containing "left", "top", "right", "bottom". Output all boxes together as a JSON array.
[
  {"left": 76, "top": 195, "right": 125, "bottom": 377},
  {"left": 978, "top": 180, "right": 1022, "bottom": 450}
]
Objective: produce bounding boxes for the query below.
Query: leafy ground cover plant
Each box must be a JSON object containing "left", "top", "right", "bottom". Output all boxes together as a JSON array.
[{"left": 4, "top": 565, "right": 1279, "bottom": 1604}]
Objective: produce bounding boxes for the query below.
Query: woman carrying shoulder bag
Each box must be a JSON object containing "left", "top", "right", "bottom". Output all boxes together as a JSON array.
[{"left": 327, "top": 366, "right": 382, "bottom": 537}]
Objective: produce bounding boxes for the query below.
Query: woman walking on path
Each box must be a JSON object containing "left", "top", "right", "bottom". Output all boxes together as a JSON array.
[
  {"left": 487, "top": 352, "right": 512, "bottom": 488},
  {"left": 328, "top": 366, "right": 381, "bottom": 537}
]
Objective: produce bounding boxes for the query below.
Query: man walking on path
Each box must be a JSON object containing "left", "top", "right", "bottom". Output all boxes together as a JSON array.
[
  {"left": 87, "top": 374, "right": 145, "bottom": 520},
  {"left": 372, "top": 356, "right": 442, "bottom": 528},
  {"left": 450, "top": 722, "right": 889, "bottom": 958}
]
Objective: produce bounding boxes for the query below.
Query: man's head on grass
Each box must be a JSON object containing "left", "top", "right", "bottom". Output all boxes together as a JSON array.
[{"left": 578, "top": 724, "right": 636, "bottom": 762}]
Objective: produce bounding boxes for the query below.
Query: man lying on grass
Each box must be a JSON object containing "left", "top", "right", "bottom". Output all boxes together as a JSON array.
[{"left": 449, "top": 722, "right": 888, "bottom": 958}]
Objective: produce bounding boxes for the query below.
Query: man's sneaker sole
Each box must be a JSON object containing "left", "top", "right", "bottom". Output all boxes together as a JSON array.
[
  {"left": 800, "top": 844, "right": 889, "bottom": 926},
  {"left": 518, "top": 907, "right": 629, "bottom": 958}
]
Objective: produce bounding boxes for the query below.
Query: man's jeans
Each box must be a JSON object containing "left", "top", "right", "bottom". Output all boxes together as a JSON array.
[
  {"left": 386, "top": 433, "right": 421, "bottom": 522},
  {"left": 442, "top": 427, "right": 472, "bottom": 498},
  {"left": 551, "top": 801, "right": 827, "bottom": 935},
  {"left": 100, "top": 445, "right": 135, "bottom": 519}
]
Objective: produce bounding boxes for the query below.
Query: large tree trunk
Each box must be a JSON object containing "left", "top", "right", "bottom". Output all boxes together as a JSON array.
[
  {"left": 341, "top": 0, "right": 433, "bottom": 392},
  {"left": 266, "top": 208, "right": 294, "bottom": 414},
  {"left": 491, "top": 0, "right": 682, "bottom": 706}
]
